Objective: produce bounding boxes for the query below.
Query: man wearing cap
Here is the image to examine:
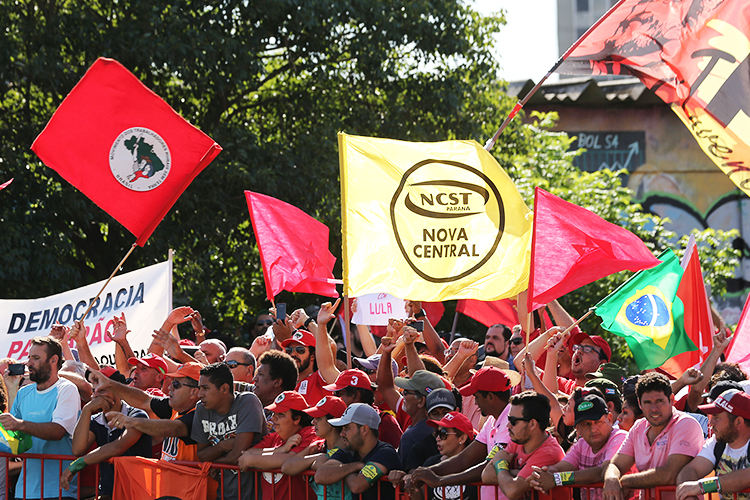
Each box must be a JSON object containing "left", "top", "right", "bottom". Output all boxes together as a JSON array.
[
  {"left": 239, "top": 391, "right": 317, "bottom": 500},
  {"left": 529, "top": 393, "right": 627, "bottom": 499},
  {"left": 410, "top": 366, "right": 515, "bottom": 500},
  {"left": 192, "top": 362, "right": 267, "bottom": 500},
  {"left": 603, "top": 372, "right": 704, "bottom": 500},
  {"left": 393, "top": 370, "right": 446, "bottom": 466},
  {"left": 585, "top": 378, "right": 622, "bottom": 423},
  {"left": 96, "top": 362, "right": 203, "bottom": 462},
  {"left": 483, "top": 391, "right": 565, "bottom": 500},
  {"left": 61, "top": 367, "right": 152, "bottom": 497},
  {"left": 316, "top": 403, "right": 401, "bottom": 500},
  {"left": 676, "top": 388, "right": 750, "bottom": 500},
  {"left": 324, "top": 369, "right": 403, "bottom": 448},
  {"left": 568, "top": 331, "right": 611, "bottom": 390},
  {"left": 127, "top": 353, "right": 168, "bottom": 395}
]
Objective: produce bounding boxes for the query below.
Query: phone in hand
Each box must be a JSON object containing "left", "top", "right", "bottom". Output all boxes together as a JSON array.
[
  {"left": 8, "top": 364, "right": 25, "bottom": 376},
  {"left": 413, "top": 320, "right": 424, "bottom": 332},
  {"left": 276, "top": 303, "right": 287, "bottom": 322}
]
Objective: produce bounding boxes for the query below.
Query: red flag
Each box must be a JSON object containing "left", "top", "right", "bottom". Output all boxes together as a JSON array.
[
  {"left": 245, "top": 191, "right": 338, "bottom": 301},
  {"left": 556, "top": 0, "right": 750, "bottom": 197},
  {"left": 726, "top": 292, "right": 750, "bottom": 373},
  {"left": 457, "top": 298, "right": 518, "bottom": 328},
  {"left": 422, "top": 302, "right": 445, "bottom": 326},
  {"left": 31, "top": 58, "right": 221, "bottom": 246},
  {"left": 661, "top": 236, "right": 715, "bottom": 378},
  {"left": 0, "top": 179, "right": 12, "bottom": 191},
  {"left": 528, "top": 187, "right": 660, "bottom": 311}
]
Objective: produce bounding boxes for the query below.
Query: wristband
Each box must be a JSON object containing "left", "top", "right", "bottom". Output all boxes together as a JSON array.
[
  {"left": 68, "top": 457, "right": 87, "bottom": 474},
  {"left": 361, "top": 462, "right": 385, "bottom": 485},
  {"left": 494, "top": 459, "right": 509, "bottom": 475},
  {"left": 304, "top": 317, "right": 315, "bottom": 328},
  {"left": 559, "top": 471, "right": 575, "bottom": 485},
  {"left": 554, "top": 473, "right": 563, "bottom": 487},
  {"left": 414, "top": 310, "right": 426, "bottom": 320},
  {"left": 699, "top": 477, "right": 720, "bottom": 494},
  {"left": 486, "top": 443, "right": 502, "bottom": 461}
]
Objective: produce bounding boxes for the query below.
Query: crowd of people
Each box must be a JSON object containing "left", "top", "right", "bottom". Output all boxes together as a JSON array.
[{"left": 1, "top": 297, "right": 749, "bottom": 500}]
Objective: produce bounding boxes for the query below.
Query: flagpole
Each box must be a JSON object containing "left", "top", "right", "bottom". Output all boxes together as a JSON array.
[
  {"left": 344, "top": 294, "right": 352, "bottom": 369},
  {"left": 80, "top": 242, "right": 138, "bottom": 322},
  {"left": 484, "top": 0, "right": 629, "bottom": 152},
  {"left": 448, "top": 311, "right": 460, "bottom": 344}
]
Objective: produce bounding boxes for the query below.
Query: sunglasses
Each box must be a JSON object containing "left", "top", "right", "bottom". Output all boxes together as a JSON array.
[
  {"left": 171, "top": 380, "right": 198, "bottom": 390},
  {"left": 403, "top": 390, "right": 423, "bottom": 398},
  {"left": 257, "top": 320, "right": 274, "bottom": 326},
  {"left": 572, "top": 344, "right": 606, "bottom": 359},
  {"left": 507, "top": 416, "right": 532, "bottom": 426},
  {"left": 225, "top": 360, "right": 252, "bottom": 369},
  {"left": 433, "top": 429, "right": 457, "bottom": 440},
  {"left": 509, "top": 338, "right": 524, "bottom": 346},
  {"left": 285, "top": 346, "right": 307, "bottom": 355}
]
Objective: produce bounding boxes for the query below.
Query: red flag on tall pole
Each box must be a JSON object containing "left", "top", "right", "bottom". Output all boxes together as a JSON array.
[
  {"left": 727, "top": 294, "right": 750, "bottom": 373},
  {"left": 660, "top": 236, "right": 715, "bottom": 378},
  {"left": 245, "top": 191, "right": 338, "bottom": 301},
  {"left": 528, "top": 187, "right": 660, "bottom": 312},
  {"left": 456, "top": 298, "right": 519, "bottom": 328},
  {"left": 556, "top": 0, "right": 750, "bottom": 197},
  {"left": 32, "top": 58, "right": 222, "bottom": 246}
]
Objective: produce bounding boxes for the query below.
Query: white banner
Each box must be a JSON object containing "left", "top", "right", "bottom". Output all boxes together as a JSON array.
[
  {"left": 352, "top": 293, "right": 407, "bottom": 326},
  {"left": 0, "top": 259, "right": 171, "bottom": 366}
]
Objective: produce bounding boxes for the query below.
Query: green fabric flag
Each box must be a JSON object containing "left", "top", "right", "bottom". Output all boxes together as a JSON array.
[
  {"left": 0, "top": 421, "right": 32, "bottom": 455},
  {"left": 594, "top": 249, "right": 697, "bottom": 370}
]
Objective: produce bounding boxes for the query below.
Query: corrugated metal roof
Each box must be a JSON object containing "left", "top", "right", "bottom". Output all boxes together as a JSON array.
[{"left": 506, "top": 77, "right": 663, "bottom": 107}]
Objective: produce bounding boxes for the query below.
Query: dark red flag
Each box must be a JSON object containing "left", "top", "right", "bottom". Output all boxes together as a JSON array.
[
  {"left": 528, "top": 187, "right": 660, "bottom": 311},
  {"left": 245, "top": 191, "right": 338, "bottom": 301},
  {"left": 32, "top": 58, "right": 221, "bottom": 246}
]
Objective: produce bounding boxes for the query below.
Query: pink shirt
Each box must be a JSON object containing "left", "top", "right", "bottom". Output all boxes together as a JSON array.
[
  {"left": 564, "top": 428, "right": 628, "bottom": 500},
  {"left": 617, "top": 409, "right": 703, "bottom": 500},
  {"left": 476, "top": 404, "right": 511, "bottom": 500}
]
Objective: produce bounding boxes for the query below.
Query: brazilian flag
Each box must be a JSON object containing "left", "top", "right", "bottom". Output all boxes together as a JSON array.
[
  {"left": 594, "top": 249, "right": 697, "bottom": 370},
  {"left": 0, "top": 421, "right": 31, "bottom": 455}
]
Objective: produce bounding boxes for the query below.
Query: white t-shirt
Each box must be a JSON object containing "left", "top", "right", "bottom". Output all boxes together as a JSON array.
[{"left": 697, "top": 436, "right": 750, "bottom": 500}]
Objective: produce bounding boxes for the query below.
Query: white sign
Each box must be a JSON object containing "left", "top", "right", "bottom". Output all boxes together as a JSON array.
[
  {"left": 352, "top": 293, "right": 407, "bottom": 326},
  {"left": 0, "top": 260, "right": 171, "bottom": 365}
]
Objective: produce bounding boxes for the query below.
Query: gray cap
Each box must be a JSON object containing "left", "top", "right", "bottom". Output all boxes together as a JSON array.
[
  {"left": 328, "top": 403, "right": 381, "bottom": 430},
  {"left": 394, "top": 370, "right": 445, "bottom": 397},
  {"left": 353, "top": 354, "right": 398, "bottom": 378},
  {"left": 426, "top": 388, "right": 456, "bottom": 412}
]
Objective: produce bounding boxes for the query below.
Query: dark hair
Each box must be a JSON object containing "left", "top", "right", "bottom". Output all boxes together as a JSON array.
[
  {"left": 309, "top": 346, "right": 318, "bottom": 372},
  {"left": 259, "top": 351, "right": 298, "bottom": 390},
  {"left": 31, "top": 336, "right": 63, "bottom": 370},
  {"left": 420, "top": 356, "right": 445, "bottom": 376},
  {"left": 341, "top": 386, "right": 375, "bottom": 406},
  {"left": 490, "top": 324, "right": 512, "bottom": 342},
  {"left": 712, "top": 363, "right": 748, "bottom": 382},
  {"left": 477, "top": 389, "right": 511, "bottom": 404},
  {"left": 623, "top": 393, "right": 643, "bottom": 418},
  {"left": 291, "top": 409, "right": 314, "bottom": 428},
  {"left": 511, "top": 390, "right": 551, "bottom": 428},
  {"left": 200, "top": 362, "right": 234, "bottom": 390},
  {"left": 451, "top": 387, "right": 463, "bottom": 413},
  {"left": 636, "top": 372, "right": 672, "bottom": 400}
]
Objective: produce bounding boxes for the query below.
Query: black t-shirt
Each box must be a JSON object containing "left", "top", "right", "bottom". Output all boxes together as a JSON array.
[
  {"left": 330, "top": 441, "right": 401, "bottom": 500},
  {"left": 404, "top": 433, "right": 439, "bottom": 472},
  {"left": 423, "top": 455, "right": 478, "bottom": 500},
  {"left": 150, "top": 396, "right": 197, "bottom": 445}
]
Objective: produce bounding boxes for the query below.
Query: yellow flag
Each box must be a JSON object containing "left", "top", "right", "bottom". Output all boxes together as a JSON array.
[{"left": 339, "top": 133, "right": 532, "bottom": 302}]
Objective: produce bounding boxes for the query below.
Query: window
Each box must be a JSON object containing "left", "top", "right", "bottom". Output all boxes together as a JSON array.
[{"left": 577, "top": 0, "right": 589, "bottom": 12}]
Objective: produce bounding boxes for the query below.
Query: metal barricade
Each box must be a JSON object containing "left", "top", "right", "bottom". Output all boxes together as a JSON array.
[{"left": 0, "top": 451, "right": 100, "bottom": 500}]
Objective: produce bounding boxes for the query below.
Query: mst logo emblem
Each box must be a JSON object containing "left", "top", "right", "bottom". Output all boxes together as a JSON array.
[
  {"left": 390, "top": 159, "right": 504, "bottom": 283},
  {"left": 110, "top": 127, "right": 171, "bottom": 191}
]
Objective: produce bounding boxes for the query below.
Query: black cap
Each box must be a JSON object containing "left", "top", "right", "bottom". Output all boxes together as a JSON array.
[
  {"left": 574, "top": 394, "right": 608, "bottom": 426},
  {"left": 703, "top": 380, "right": 743, "bottom": 401}
]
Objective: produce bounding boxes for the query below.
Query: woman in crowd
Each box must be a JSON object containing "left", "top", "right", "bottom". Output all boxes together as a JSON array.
[{"left": 280, "top": 396, "right": 352, "bottom": 500}]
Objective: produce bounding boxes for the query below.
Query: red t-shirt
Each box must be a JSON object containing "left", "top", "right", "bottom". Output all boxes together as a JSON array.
[
  {"left": 296, "top": 371, "right": 334, "bottom": 407},
  {"left": 505, "top": 433, "right": 565, "bottom": 479},
  {"left": 395, "top": 397, "right": 412, "bottom": 431},
  {"left": 255, "top": 426, "right": 319, "bottom": 500},
  {"left": 378, "top": 410, "right": 403, "bottom": 449}
]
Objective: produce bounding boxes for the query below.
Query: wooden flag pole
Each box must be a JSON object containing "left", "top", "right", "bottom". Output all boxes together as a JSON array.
[
  {"left": 543, "top": 309, "right": 595, "bottom": 350},
  {"left": 80, "top": 242, "right": 138, "bottom": 322},
  {"left": 344, "top": 294, "right": 352, "bottom": 369},
  {"left": 484, "top": 0, "right": 628, "bottom": 152}
]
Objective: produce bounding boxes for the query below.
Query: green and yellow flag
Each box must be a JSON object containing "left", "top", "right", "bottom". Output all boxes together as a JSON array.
[
  {"left": 0, "top": 422, "right": 32, "bottom": 455},
  {"left": 339, "top": 133, "right": 532, "bottom": 302},
  {"left": 594, "top": 249, "right": 697, "bottom": 370}
]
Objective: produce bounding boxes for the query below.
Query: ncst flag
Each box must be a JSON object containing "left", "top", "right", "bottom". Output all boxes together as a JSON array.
[
  {"left": 339, "top": 133, "right": 532, "bottom": 302},
  {"left": 594, "top": 249, "right": 697, "bottom": 370}
]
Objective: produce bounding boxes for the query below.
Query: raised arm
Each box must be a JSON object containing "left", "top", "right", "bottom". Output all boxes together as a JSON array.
[
  {"left": 685, "top": 330, "right": 731, "bottom": 411},
  {"left": 406, "top": 301, "right": 445, "bottom": 364},
  {"left": 69, "top": 320, "right": 100, "bottom": 371},
  {"left": 108, "top": 313, "right": 136, "bottom": 375},
  {"left": 149, "top": 306, "right": 195, "bottom": 356},
  {"left": 376, "top": 336, "right": 402, "bottom": 413},
  {"left": 402, "top": 325, "right": 426, "bottom": 377},
  {"left": 547, "top": 300, "right": 575, "bottom": 328},
  {"left": 89, "top": 371, "right": 154, "bottom": 415},
  {"left": 443, "top": 340, "right": 478, "bottom": 381},
  {"left": 315, "top": 299, "right": 342, "bottom": 384},
  {"left": 106, "top": 410, "right": 189, "bottom": 438},
  {"left": 514, "top": 326, "right": 562, "bottom": 367}
]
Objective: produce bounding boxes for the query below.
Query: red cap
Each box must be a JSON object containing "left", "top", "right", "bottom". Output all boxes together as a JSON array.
[
  {"left": 458, "top": 367, "right": 511, "bottom": 396},
  {"left": 128, "top": 353, "right": 168, "bottom": 374},
  {"left": 323, "top": 369, "right": 373, "bottom": 392},
  {"left": 569, "top": 332, "right": 611, "bottom": 362},
  {"left": 179, "top": 339, "right": 196, "bottom": 346},
  {"left": 265, "top": 391, "right": 309, "bottom": 412},
  {"left": 699, "top": 389, "right": 750, "bottom": 419},
  {"left": 165, "top": 362, "right": 202, "bottom": 382},
  {"left": 99, "top": 366, "right": 119, "bottom": 378},
  {"left": 304, "top": 396, "right": 348, "bottom": 418},
  {"left": 427, "top": 411, "right": 476, "bottom": 436},
  {"left": 281, "top": 330, "right": 316, "bottom": 348}
]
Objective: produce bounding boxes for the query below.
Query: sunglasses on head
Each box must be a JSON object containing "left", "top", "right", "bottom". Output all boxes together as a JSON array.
[
  {"left": 507, "top": 416, "right": 532, "bottom": 426},
  {"left": 171, "top": 379, "right": 198, "bottom": 390},
  {"left": 509, "top": 338, "right": 524, "bottom": 346},
  {"left": 285, "top": 346, "right": 307, "bottom": 355},
  {"left": 433, "top": 428, "right": 457, "bottom": 440},
  {"left": 225, "top": 360, "right": 252, "bottom": 369},
  {"left": 257, "top": 320, "right": 274, "bottom": 326}
]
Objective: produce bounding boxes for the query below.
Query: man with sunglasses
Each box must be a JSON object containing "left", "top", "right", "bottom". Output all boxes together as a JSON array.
[
  {"left": 252, "top": 310, "right": 275, "bottom": 341},
  {"left": 225, "top": 347, "right": 255, "bottom": 384},
  {"left": 567, "top": 332, "right": 612, "bottom": 390},
  {"left": 95, "top": 362, "right": 203, "bottom": 462},
  {"left": 282, "top": 329, "right": 335, "bottom": 408},
  {"left": 483, "top": 391, "right": 565, "bottom": 500}
]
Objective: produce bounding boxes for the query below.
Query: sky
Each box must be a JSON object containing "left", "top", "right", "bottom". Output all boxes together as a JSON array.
[{"left": 472, "top": 0, "right": 560, "bottom": 83}]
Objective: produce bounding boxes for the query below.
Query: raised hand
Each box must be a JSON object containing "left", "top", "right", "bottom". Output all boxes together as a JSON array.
[
  {"left": 318, "top": 298, "right": 341, "bottom": 325},
  {"left": 108, "top": 313, "right": 130, "bottom": 344}
]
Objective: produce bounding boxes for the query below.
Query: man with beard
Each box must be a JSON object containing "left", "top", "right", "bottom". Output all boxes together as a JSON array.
[
  {"left": 483, "top": 324, "right": 510, "bottom": 360},
  {"left": 0, "top": 337, "right": 81, "bottom": 500},
  {"left": 315, "top": 403, "right": 401, "bottom": 500},
  {"left": 676, "top": 389, "right": 750, "bottom": 500},
  {"left": 483, "top": 391, "right": 565, "bottom": 500},
  {"left": 409, "top": 367, "right": 516, "bottom": 500},
  {"left": 603, "top": 372, "right": 703, "bottom": 500}
]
